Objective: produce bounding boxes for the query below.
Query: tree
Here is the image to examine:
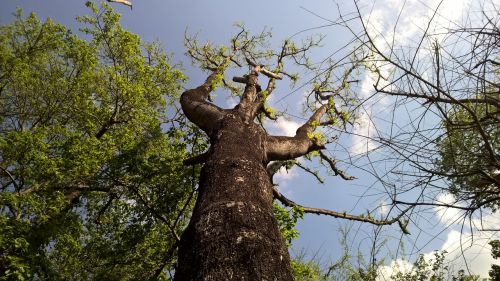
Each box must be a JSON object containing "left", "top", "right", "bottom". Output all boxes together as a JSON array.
[
  {"left": 173, "top": 19, "right": 413, "bottom": 279},
  {"left": 389, "top": 251, "right": 481, "bottom": 281},
  {"left": 0, "top": 3, "right": 190, "bottom": 279},
  {"left": 490, "top": 240, "right": 500, "bottom": 280},
  {"left": 348, "top": 0, "right": 499, "bottom": 225}
]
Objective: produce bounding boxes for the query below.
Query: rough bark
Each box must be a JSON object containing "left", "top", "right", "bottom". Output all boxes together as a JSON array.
[
  {"left": 174, "top": 111, "right": 294, "bottom": 280},
  {"left": 175, "top": 66, "right": 326, "bottom": 280}
]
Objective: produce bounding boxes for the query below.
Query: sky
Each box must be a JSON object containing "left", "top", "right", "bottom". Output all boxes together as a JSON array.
[{"left": 1, "top": 0, "right": 498, "bottom": 278}]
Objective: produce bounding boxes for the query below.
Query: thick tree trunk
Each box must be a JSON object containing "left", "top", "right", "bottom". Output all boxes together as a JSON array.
[{"left": 174, "top": 111, "right": 294, "bottom": 280}]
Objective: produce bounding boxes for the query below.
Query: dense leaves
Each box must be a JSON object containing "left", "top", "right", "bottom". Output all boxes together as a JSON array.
[
  {"left": 0, "top": 3, "right": 192, "bottom": 280},
  {"left": 490, "top": 240, "right": 500, "bottom": 281},
  {"left": 437, "top": 89, "right": 500, "bottom": 212}
]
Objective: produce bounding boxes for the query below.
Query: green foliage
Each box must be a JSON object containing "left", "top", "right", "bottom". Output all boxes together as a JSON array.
[
  {"left": 390, "top": 251, "right": 449, "bottom": 281},
  {"left": 389, "top": 251, "right": 484, "bottom": 281},
  {"left": 452, "top": 270, "right": 481, "bottom": 281},
  {"left": 291, "top": 256, "right": 328, "bottom": 281},
  {"left": 273, "top": 202, "right": 304, "bottom": 245},
  {"left": 490, "top": 240, "right": 500, "bottom": 281},
  {"left": 0, "top": 3, "right": 193, "bottom": 280},
  {"left": 436, "top": 89, "right": 499, "bottom": 212}
]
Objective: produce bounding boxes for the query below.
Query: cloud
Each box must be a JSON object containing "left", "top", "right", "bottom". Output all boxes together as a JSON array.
[
  {"left": 434, "top": 193, "right": 463, "bottom": 225},
  {"left": 359, "top": 1, "right": 494, "bottom": 277},
  {"left": 471, "top": 212, "right": 500, "bottom": 232},
  {"left": 378, "top": 222, "right": 500, "bottom": 279},
  {"left": 378, "top": 200, "right": 389, "bottom": 217},
  {"left": 439, "top": 229, "right": 500, "bottom": 277},
  {"left": 377, "top": 259, "right": 414, "bottom": 280},
  {"left": 350, "top": 110, "right": 377, "bottom": 155},
  {"left": 225, "top": 96, "right": 239, "bottom": 108},
  {"left": 266, "top": 117, "right": 300, "bottom": 137},
  {"left": 274, "top": 166, "right": 299, "bottom": 183},
  {"left": 350, "top": 0, "right": 472, "bottom": 157},
  {"left": 273, "top": 165, "right": 299, "bottom": 195}
]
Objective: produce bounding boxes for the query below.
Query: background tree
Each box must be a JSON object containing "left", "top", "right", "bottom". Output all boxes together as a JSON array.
[
  {"left": 0, "top": 3, "right": 191, "bottom": 280},
  {"left": 319, "top": 0, "right": 500, "bottom": 278},
  {"left": 490, "top": 240, "right": 500, "bottom": 280},
  {"left": 350, "top": 0, "right": 499, "bottom": 219}
]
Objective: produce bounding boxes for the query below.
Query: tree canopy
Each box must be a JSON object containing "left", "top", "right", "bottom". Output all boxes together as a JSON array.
[{"left": 0, "top": 3, "right": 191, "bottom": 280}]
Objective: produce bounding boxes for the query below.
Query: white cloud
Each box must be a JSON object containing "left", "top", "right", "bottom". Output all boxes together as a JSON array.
[
  {"left": 440, "top": 230, "right": 500, "bottom": 277},
  {"left": 225, "top": 96, "right": 238, "bottom": 108},
  {"left": 266, "top": 117, "right": 300, "bottom": 137},
  {"left": 274, "top": 166, "right": 299, "bottom": 183},
  {"left": 379, "top": 225, "right": 500, "bottom": 279},
  {"left": 472, "top": 212, "right": 500, "bottom": 232},
  {"left": 434, "top": 193, "right": 462, "bottom": 225},
  {"left": 378, "top": 200, "right": 389, "bottom": 217},
  {"left": 377, "top": 259, "right": 414, "bottom": 280},
  {"left": 350, "top": 110, "right": 377, "bottom": 155},
  {"left": 273, "top": 165, "right": 299, "bottom": 195}
]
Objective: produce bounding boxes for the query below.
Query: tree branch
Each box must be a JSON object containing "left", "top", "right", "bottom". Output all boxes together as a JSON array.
[
  {"left": 318, "top": 151, "right": 355, "bottom": 180},
  {"left": 245, "top": 58, "right": 283, "bottom": 80},
  {"left": 180, "top": 71, "right": 226, "bottom": 135},
  {"left": 273, "top": 186, "right": 413, "bottom": 228},
  {"left": 0, "top": 166, "right": 19, "bottom": 191},
  {"left": 266, "top": 105, "right": 328, "bottom": 161},
  {"left": 183, "top": 150, "right": 211, "bottom": 166}
]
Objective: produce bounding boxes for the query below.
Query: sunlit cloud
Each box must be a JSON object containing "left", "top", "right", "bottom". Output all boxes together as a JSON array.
[
  {"left": 274, "top": 166, "right": 299, "bottom": 183},
  {"left": 350, "top": 110, "right": 377, "bottom": 155},
  {"left": 440, "top": 230, "right": 500, "bottom": 277},
  {"left": 434, "top": 193, "right": 462, "bottom": 225},
  {"left": 378, "top": 200, "right": 389, "bottom": 217},
  {"left": 378, "top": 229, "right": 499, "bottom": 279},
  {"left": 377, "top": 259, "right": 414, "bottom": 280},
  {"left": 266, "top": 117, "right": 300, "bottom": 137},
  {"left": 225, "top": 96, "right": 239, "bottom": 108}
]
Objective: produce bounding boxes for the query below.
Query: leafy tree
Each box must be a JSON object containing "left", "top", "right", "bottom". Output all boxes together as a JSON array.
[
  {"left": 389, "top": 251, "right": 482, "bottom": 281},
  {"left": 0, "top": 3, "right": 190, "bottom": 280},
  {"left": 490, "top": 240, "right": 500, "bottom": 281},
  {"left": 349, "top": 0, "right": 499, "bottom": 225},
  {"left": 436, "top": 81, "right": 499, "bottom": 212},
  {"left": 291, "top": 256, "right": 329, "bottom": 281},
  {"left": 390, "top": 252, "right": 449, "bottom": 281}
]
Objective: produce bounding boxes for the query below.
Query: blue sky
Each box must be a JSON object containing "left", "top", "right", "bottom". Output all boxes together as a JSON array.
[{"left": 1, "top": 0, "right": 498, "bottom": 278}]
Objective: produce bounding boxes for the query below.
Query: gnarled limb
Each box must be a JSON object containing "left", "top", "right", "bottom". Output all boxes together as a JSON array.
[
  {"left": 233, "top": 69, "right": 262, "bottom": 122},
  {"left": 180, "top": 72, "right": 226, "bottom": 135},
  {"left": 266, "top": 104, "right": 328, "bottom": 161}
]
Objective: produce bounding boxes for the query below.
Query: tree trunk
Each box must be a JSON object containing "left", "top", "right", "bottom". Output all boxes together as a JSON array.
[
  {"left": 174, "top": 67, "right": 325, "bottom": 280},
  {"left": 174, "top": 110, "right": 294, "bottom": 280}
]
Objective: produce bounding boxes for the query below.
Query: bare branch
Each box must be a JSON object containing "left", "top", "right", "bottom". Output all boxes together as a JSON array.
[
  {"left": 106, "top": 0, "right": 132, "bottom": 9},
  {"left": 273, "top": 187, "right": 413, "bottom": 228},
  {"left": 0, "top": 166, "right": 19, "bottom": 191},
  {"left": 318, "top": 150, "right": 355, "bottom": 180},
  {"left": 245, "top": 57, "right": 283, "bottom": 80}
]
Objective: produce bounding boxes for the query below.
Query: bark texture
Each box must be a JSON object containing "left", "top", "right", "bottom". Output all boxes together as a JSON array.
[
  {"left": 174, "top": 111, "right": 293, "bottom": 280},
  {"left": 175, "top": 69, "right": 323, "bottom": 280}
]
